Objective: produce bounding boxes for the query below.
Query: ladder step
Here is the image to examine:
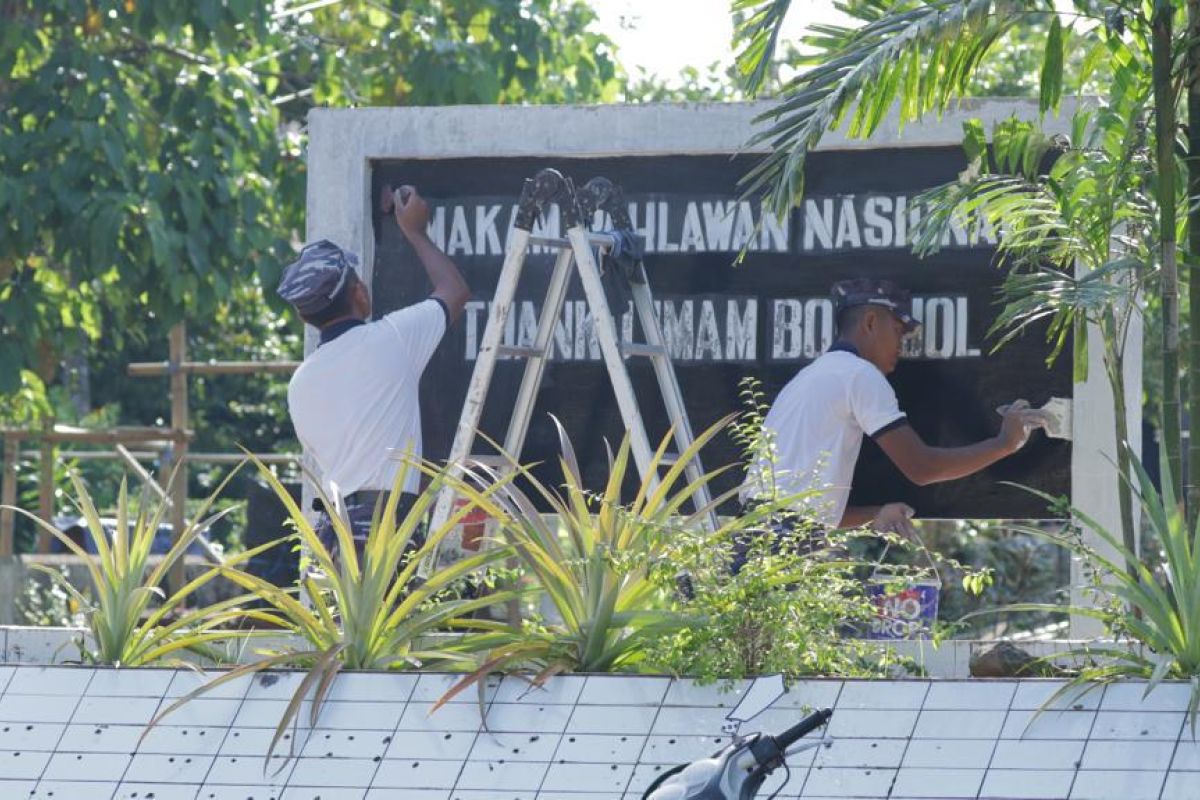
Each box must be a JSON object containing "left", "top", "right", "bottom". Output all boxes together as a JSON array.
[
  {"left": 529, "top": 232, "right": 620, "bottom": 250},
  {"left": 658, "top": 452, "right": 682, "bottom": 466},
  {"left": 623, "top": 343, "right": 667, "bottom": 358},
  {"left": 465, "top": 454, "right": 512, "bottom": 470},
  {"left": 527, "top": 235, "right": 571, "bottom": 249},
  {"left": 497, "top": 344, "right": 546, "bottom": 359}
]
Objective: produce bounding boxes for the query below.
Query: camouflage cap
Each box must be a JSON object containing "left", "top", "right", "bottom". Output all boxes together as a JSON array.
[
  {"left": 831, "top": 278, "right": 920, "bottom": 333},
  {"left": 276, "top": 239, "right": 359, "bottom": 315}
]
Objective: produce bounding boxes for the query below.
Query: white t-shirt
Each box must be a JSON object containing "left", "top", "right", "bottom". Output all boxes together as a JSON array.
[
  {"left": 288, "top": 299, "right": 447, "bottom": 499},
  {"left": 741, "top": 348, "right": 906, "bottom": 527}
]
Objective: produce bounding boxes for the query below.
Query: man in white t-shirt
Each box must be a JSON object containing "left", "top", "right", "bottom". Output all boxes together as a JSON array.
[
  {"left": 742, "top": 278, "right": 1047, "bottom": 538},
  {"left": 276, "top": 185, "right": 469, "bottom": 560}
]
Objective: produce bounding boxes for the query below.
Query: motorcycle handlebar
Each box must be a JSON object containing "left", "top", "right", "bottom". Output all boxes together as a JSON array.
[{"left": 775, "top": 708, "right": 833, "bottom": 750}]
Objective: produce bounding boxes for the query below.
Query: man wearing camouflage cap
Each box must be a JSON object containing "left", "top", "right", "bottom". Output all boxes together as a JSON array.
[
  {"left": 278, "top": 185, "right": 469, "bottom": 560},
  {"left": 741, "top": 278, "right": 1048, "bottom": 539}
]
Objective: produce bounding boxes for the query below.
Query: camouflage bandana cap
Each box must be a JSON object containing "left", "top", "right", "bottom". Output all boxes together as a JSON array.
[
  {"left": 831, "top": 277, "right": 920, "bottom": 333},
  {"left": 276, "top": 239, "right": 360, "bottom": 315}
]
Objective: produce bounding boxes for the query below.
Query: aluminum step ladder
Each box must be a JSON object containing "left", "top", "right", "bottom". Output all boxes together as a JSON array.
[{"left": 424, "top": 168, "right": 716, "bottom": 568}]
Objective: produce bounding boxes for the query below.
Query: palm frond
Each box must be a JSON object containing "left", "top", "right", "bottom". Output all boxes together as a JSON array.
[
  {"left": 988, "top": 258, "right": 1144, "bottom": 366},
  {"left": 740, "top": 0, "right": 1055, "bottom": 215},
  {"left": 733, "top": 0, "right": 793, "bottom": 93},
  {"left": 974, "top": 445, "right": 1200, "bottom": 729}
]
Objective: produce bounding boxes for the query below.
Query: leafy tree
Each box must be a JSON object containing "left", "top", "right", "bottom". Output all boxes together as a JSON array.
[
  {"left": 1, "top": 0, "right": 624, "bottom": 527},
  {"left": 268, "top": 0, "right": 621, "bottom": 111},
  {"left": 622, "top": 63, "right": 744, "bottom": 103},
  {"left": 1, "top": 1, "right": 289, "bottom": 410},
  {"left": 2, "top": 0, "right": 623, "bottom": 416}
]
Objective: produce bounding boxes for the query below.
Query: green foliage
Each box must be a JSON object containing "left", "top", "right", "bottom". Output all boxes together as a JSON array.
[
  {"left": 891, "top": 519, "right": 1068, "bottom": 639},
  {"left": 0, "top": 0, "right": 289, "bottom": 406},
  {"left": 15, "top": 564, "right": 87, "bottom": 629},
  {"left": 733, "top": 0, "right": 794, "bottom": 94},
  {"left": 1, "top": 464, "right": 281, "bottom": 666},
  {"left": 274, "top": 0, "right": 621, "bottom": 110},
  {"left": 913, "top": 103, "right": 1154, "bottom": 372},
  {"left": 646, "top": 521, "right": 887, "bottom": 682},
  {"left": 149, "top": 454, "right": 519, "bottom": 764},
  {"left": 434, "top": 416, "right": 787, "bottom": 708},
  {"left": 443, "top": 419, "right": 727, "bottom": 692},
  {"left": 911, "top": 65, "right": 1156, "bottom": 564},
  {"left": 622, "top": 63, "right": 743, "bottom": 103},
  {"left": 1, "top": 0, "right": 622, "bottom": 428},
  {"left": 651, "top": 383, "right": 989, "bottom": 680},
  {"left": 977, "top": 451, "right": 1200, "bottom": 725},
  {"left": 735, "top": 0, "right": 1040, "bottom": 214}
]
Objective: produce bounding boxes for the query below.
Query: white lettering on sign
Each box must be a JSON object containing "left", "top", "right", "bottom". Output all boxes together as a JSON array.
[
  {"left": 463, "top": 298, "right": 760, "bottom": 363},
  {"left": 794, "top": 193, "right": 996, "bottom": 251},
  {"left": 773, "top": 295, "right": 979, "bottom": 363},
  {"left": 726, "top": 299, "right": 758, "bottom": 361},
  {"left": 423, "top": 191, "right": 984, "bottom": 258},
  {"left": 465, "top": 295, "right": 978, "bottom": 363}
]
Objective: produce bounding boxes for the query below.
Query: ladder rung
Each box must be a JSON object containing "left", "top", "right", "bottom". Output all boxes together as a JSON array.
[
  {"left": 623, "top": 343, "right": 667, "bottom": 358},
  {"left": 527, "top": 235, "right": 571, "bottom": 249},
  {"left": 528, "top": 232, "right": 619, "bottom": 250},
  {"left": 465, "top": 454, "right": 512, "bottom": 470},
  {"left": 497, "top": 344, "right": 546, "bottom": 359},
  {"left": 658, "top": 453, "right": 682, "bottom": 466}
]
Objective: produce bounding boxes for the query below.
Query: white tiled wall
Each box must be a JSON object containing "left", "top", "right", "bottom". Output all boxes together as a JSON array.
[{"left": 0, "top": 668, "right": 1196, "bottom": 798}]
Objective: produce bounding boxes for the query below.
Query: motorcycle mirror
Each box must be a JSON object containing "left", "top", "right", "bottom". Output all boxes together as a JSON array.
[{"left": 723, "top": 674, "right": 786, "bottom": 735}]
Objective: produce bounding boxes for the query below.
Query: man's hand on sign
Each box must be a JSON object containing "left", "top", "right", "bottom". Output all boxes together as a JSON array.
[
  {"left": 392, "top": 184, "right": 429, "bottom": 239},
  {"left": 872, "top": 502, "right": 916, "bottom": 538},
  {"left": 996, "top": 399, "right": 1052, "bottom": 454}
]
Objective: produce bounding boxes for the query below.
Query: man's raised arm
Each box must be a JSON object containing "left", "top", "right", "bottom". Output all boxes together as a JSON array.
[
  {"left": 874, "top": 403, "right": 1047, "bottom": 487},
  {"left": 392, "top": 184, "right": 470, "bottom": 322}
]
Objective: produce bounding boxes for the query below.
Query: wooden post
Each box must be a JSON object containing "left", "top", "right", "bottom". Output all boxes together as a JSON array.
[
  {"left": 37, "top": 421, "right": 54, "bottom": 553},
  {"left": 168, "top": 323, "right": 189, "bottom": 594},
  {"left": 0, "top": 435, "right": 18, "bottom": 556}
]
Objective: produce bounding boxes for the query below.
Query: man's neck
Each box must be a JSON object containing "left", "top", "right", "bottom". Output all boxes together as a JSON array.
[
  {"left": 318, "top": 315, "right": 366, "bottom": 346},
  {"left": 829, "top": 339, "right": 861, "bottom": 357}
]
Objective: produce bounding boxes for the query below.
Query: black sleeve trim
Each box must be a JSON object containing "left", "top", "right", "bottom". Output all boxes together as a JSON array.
[
  {"left": 869, "top": 416, "right": 909, "bottom": 440},
  {"left": 429, "top": 296, "right": 450, "bottom": 331}
]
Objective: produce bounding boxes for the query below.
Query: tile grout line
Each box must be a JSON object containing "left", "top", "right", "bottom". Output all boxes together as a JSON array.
[
  {"left": 1154, "top": 700, "right": 1189, "bottom": 800},
  {"left": 530, "top": 676, "right": 588, "bottom": 800},
  {"left": 620, "top": 676, "right": 678, "bottom": 799},
  {"left": 104, "top": 669, "right": 201, "bottom": 800},
  {"left": 187, "top": 668, "right": 275, "bottom": 800},
  {"left": 879, "top": 680, "right": 928, "bottom": 800},
  {"left": 31, "top": 665, "right": 107, "bottom": 800},
  {"left": 970, "top": 680, "right": 1019, "bottom": 800},
  {"left": 360, "top": 674, "right": 418, "bottom": 798},
  {"left": 1063, "top": 681, "right": 1108, "bottom": 800},
  {"left": 790, "top": 679, "right": 845, "bottom": 800},
  {"left": 447, "top": 673, "right": 501, "bottom": 799}
]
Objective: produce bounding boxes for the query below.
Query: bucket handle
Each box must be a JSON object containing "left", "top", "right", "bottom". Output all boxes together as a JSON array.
[{"left": 870, "top": 526, "right": 942, "bottom": 587}]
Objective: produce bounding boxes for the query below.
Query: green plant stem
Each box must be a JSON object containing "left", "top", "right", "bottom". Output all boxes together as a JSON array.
[
  {"left": 1105, "top": 330, "right": 1138, "bottom": 579},
  {"left": 1187, "top": 0, "right": 1200, "bottom": 526},
  {"left": 1153, "top": 0, "right": 1183, "bottom": 508}
]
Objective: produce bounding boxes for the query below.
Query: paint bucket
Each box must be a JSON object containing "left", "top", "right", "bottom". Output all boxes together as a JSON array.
[
  {"left": 863, "top": 538, "right": 942, "bottom": 640},
  {"left": 452, "top": 499, "right": 492, "bottom": 552}
]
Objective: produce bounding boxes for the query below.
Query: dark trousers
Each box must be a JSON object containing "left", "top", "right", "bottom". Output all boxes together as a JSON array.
[
  {"left": 730, "top": 502, "right": 828, "bottom": 575},
  {"left": 313, "top": 491, "right": 424, "bottom": 572}
]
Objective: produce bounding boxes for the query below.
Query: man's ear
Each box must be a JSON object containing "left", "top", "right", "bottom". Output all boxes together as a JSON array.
[{"left": 355, "top": 279, "right": 371, "bottom": 310}]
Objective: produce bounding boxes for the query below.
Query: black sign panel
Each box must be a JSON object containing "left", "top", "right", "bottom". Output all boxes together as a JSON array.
[{"left": 371, "top": 149, "right": 1070, "bottom": 519}]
